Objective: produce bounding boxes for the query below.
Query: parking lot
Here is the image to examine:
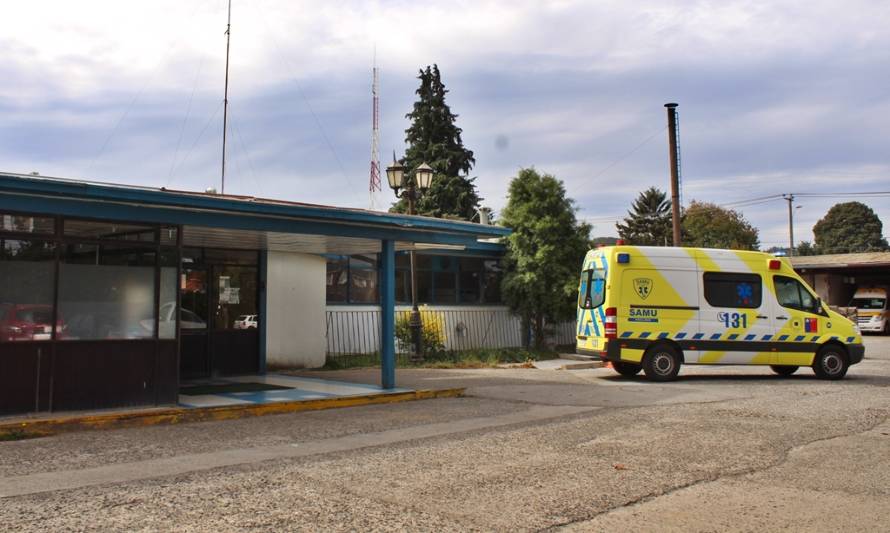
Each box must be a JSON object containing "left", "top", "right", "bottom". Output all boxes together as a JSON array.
[{"left": 2, "top": 336, "right": 889, "bottom": 532}]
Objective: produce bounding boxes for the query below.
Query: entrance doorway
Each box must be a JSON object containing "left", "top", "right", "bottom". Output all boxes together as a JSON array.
[{"left": 180, "top": 248, "right": 260, "bottom": 379}]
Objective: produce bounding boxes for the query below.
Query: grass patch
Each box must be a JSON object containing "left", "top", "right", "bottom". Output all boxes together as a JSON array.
[
  {"left": 0, "top": 429, "right": 36, "bottom": 442},
  {"left": 322, "top": 348, "right": 560, "bottom": 371}
]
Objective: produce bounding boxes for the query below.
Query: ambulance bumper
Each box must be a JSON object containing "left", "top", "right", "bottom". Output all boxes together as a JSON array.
[
  {"left": 848, "top": 344, "right": 865, "bottom": 365},
  {"left": 576, "top": 341, "right": 621, "bottom": 362}
]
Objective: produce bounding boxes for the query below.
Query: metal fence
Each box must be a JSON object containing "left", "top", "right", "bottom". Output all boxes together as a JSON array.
[{"left": 325, "top": 306, "right": 575, "bottom": 361}]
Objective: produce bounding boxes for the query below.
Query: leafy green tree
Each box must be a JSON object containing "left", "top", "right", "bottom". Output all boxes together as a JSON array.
[
  {"left": 391, "top": 65, "right": 481, "bottom": 220},
  {"left": 812, "top": 201, "right": 889, "bottom": 253},
  {"left": 591, "top": 236, "right": 619, "bottom": 246},
  {"left": 682, "top": 201, "right": 759, "bottom": 250},
  {"left": 500, "top": 168, "right": 591, "bottom": 347},
  {"left": 795, "top": 241, "right": 818, "bottom": 256},
  {"left": 616, "top": 187, "right": 673, "bottom": 246}
]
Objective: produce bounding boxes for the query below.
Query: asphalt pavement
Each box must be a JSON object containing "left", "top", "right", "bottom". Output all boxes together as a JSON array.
[{"left": 2, "top": 336, "right": 889, "bottom": 531}]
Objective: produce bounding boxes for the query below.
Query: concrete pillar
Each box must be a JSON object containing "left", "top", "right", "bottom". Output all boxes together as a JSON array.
[{"left": 380, "top": 240, "right": 396, "bottom": 389}]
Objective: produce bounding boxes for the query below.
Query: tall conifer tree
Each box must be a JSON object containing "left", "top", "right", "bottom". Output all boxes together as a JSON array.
[{"left": 391, "top": 65, "right": 481, "bottom": 220}]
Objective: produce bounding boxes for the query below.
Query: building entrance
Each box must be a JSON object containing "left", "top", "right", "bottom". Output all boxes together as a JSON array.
[{"left": 180, "top": 248, "right": 259, "bottom": 379}]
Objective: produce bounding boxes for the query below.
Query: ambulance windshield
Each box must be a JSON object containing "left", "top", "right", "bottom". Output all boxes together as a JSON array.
[{"left": 850, "top": 297, "right": 886, "bottom": 310}]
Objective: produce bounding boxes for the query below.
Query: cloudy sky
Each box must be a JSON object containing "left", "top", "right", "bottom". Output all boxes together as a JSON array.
[{"left": 2, "top": 0, "right": 889, "bottom": 247}]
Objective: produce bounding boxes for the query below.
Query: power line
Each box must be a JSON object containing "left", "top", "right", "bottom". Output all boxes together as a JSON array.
[
  {"left": 168, "top": 55, "right": 207, "bottom": 181},
  {"left": 86, "top": 0, "right": 219, "bottom": 177},
  {"left": 167, "top": 100, "right": 225, "bottom": 183},
  {"left": 589, "top": 125, "right": 667, "bottom": 181},
  {"left": 248, "top": 0, "right": 353, "bottom": 189}
]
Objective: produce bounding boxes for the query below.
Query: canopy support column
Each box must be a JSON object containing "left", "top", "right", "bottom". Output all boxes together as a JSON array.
[{"left": 380, "top": 239, "right": 396, "bottom": 389}]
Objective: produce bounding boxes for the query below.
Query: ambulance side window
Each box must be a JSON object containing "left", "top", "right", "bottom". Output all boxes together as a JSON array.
[
  {"left": 578, "top": 269, "right": 605, "bottom": 309},
  {"left": 703, "top": 272, "right": 762, "bottom": 308},
  {"left": 774, "top": 275, "right": 821, "bottom": 313},
  {"left": 578, "top": 270, "right": 590, "bottom": 308}
]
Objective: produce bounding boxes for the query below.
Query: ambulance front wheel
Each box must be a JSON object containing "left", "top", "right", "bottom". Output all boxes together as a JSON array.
[
  {"left": 642, "top": 344, "right": 682, "bottom": 382},
  {"left": 612, "top": 361, "right": 642, "bottom": 377},
  {"left": 812, "top": 345, "right": 849, "bottom": 380}
]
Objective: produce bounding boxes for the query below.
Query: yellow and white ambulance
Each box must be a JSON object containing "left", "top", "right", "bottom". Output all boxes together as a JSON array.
[
  {"left": 850, "top": 287, "right": 889, "bottom": 334},
  {"left": 576, "top": 246, "right": 864, "bottom": 381}
]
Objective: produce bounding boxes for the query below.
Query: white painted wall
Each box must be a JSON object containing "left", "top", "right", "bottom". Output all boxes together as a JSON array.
[{"left": 266, "top": 251, "right": 327, "bottom": 368}]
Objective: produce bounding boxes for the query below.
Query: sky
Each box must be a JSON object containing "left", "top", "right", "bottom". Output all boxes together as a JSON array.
[{"left": 2, "top": 0, "right": 889, "bottom": 248}]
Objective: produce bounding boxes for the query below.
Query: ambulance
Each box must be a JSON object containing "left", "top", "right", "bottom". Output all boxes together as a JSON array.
[
  {"left": 850, "top": 287, "right": 889, "bottom": 334},
  {"left": 576, "top": 246, "right": 864, "bottom": 381}
]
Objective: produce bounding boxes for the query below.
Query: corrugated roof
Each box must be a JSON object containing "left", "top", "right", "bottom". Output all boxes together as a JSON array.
[{"left": 790, "top": 252, "right": 890, "bottom": 269}]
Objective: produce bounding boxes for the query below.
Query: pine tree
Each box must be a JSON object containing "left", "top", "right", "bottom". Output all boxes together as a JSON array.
[
  {"left": 391, "top": 65, "right": 481, "bottom": 220},
  {"left": 616, "top": 187, "right": 673, "bottom": 245}
]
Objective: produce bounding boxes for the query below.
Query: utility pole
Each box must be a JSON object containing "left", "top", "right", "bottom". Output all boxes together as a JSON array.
[
  {"left": 665, "top": 103, "right": 682, "bottom": 246},
  {"left": 784, "top": 194, "right": 795, "bottom": 256},
  {"left": 221, "top": 0, "right": 232, "bottom": 194}
]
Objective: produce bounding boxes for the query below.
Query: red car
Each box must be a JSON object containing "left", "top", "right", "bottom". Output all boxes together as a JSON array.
[{"left": 0, "top": 304, "right": 62, "bottom": 342}]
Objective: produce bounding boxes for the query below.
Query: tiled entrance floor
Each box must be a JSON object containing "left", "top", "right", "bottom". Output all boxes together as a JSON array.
[{"left": 178, "top": 374, "right": 410, "bottom": 408}]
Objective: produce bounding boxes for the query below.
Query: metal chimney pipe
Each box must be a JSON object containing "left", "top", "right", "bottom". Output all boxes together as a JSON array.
[{"left": 665, "top": 103, "right": 682, "bottom": 246}]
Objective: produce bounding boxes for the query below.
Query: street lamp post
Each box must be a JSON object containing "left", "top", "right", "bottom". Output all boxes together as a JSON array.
[{"left": 386, "top": 156, "right": 433, "bottom": 362}]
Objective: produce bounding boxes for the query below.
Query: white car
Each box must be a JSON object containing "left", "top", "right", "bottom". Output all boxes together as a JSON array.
[
  {"left": 139, "top": 303, "right": 207, "bottom": 338},
  {"left": 233, "top": 314, "right": 258, "bottom": 329}
]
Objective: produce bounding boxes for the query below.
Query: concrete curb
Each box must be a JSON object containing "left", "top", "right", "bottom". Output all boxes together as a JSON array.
[{"left": 0, "top": 388, "right": 466, "bottom": 439}]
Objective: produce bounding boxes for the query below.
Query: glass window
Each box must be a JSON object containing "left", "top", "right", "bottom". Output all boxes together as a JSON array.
[
  {"left": 64, "top": 219, "right": 156, "bottom": 242},
  {"left": 180, "top": 269, "right": 208, "bottom": 330},
  {"left": 395, "top": 252, "right": 411, "bottom": 269},
  {"left": 349, "top": 255, "right": 378, "bottom": 304},
  {"left": 395, "top": 269, "right": 411, "bottom": 304},
  {"left": 459, "top": 270, "right": 481, "bottom": 303},
  {"left": 482, "top": 259, "right": 502, "bottom": 304},
  {"left": 433, "top": 272, "right": 457, "bottom": 304},
  {"left": 157, "top": 275, "right": 178, "bottom": 339},
  {"left": 459, "top": 258, "right": 482, "bottom": 304},
  {"left": 350, "top": 269, "right": 378, "bottom": 303},
  {"left": 213, "top": 266, "right": 257, "bottom": 330},
  {"left": 416, "top": 271, "right": 432, "bottom": 303},
  {"left": 0, "top": 239, "right": 56, "bottom": 342},
  {"left": 774, "top": 276, "right": 800, "bottom": 309},
  {"left": 182, "top": 248, "right": 204, "bottom": 266},
  {"left": 415, "top": 254, "right": 432, "bottom": 270},
  {"left": 204, "top": 248, "right": 258, "bottom": 265},
  {"left": 326, "top": 257, "right": 348, "bottom": 303},
  {"left": 774, "top": 275, "right": 820, "bottom": 313},
  {"left": 58, "top": 244, "right": 157, "bottom": 340},
  {"left": 579, "top": 268, "right": 606, "bottom": 309},
  {"left": 703, "top": 272, "right": 762, "bottom": 309},
  {"left": 160, "top": 226, "right": 179, "bottom": 246},
  {"left": 1, "top": 213, "right": 55, "bottom": 235}
]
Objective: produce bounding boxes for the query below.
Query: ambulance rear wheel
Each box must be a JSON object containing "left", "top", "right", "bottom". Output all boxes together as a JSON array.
[
  {"left": 812, "top": 345, "right": 849, "bottom": 380},
  {"left": 642, "top": 345, "right": 681, "bottom": 382},
  {"left": 612, "top": 361, "right": 642, "bottom": 377},
  {"left": 770, "top": 365, "right": 798, "bottom": 376}
]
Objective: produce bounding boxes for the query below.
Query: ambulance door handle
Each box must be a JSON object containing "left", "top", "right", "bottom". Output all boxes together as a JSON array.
[
  {"left": 776, "top": 315, "right": 788, "bottom": 320},
  {"left": 756, "top": 315, "right": 768, "bottom": 319}
]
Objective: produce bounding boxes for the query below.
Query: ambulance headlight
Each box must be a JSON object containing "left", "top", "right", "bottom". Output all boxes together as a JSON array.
[
  {"left": 854, "top": 324, "right": 861, "bottom": 334},
  {"left": 871, "top": 315, "right": 880, "bottom": 322}
]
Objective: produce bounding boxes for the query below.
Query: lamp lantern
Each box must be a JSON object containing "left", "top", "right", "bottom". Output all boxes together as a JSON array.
[
  {"left": 386, "top": 159, "right": 406, "bottom": 191},
  {"left": 415, "top": 162, "right": 434, "bottom": 191}
]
